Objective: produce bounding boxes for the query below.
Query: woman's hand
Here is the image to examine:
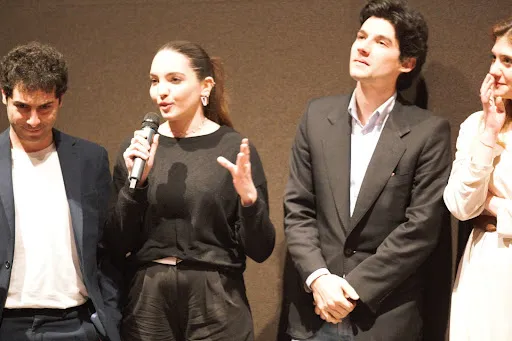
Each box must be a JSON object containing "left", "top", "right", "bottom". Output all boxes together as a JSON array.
[
  {"left": 480, "top": 73, "right": 507, "bottom": 139},
  {"left": 123, "top": 130, "right": 159, "bottom": 187},
  {"left": 484, "top": 191, "right": 505, "bottom": 217},
  {"left": 217, "top": 138, "right": 258, "bottom": 206}
]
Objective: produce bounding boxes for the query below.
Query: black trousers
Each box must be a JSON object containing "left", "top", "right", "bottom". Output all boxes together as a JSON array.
[
  {"left": 122, "top": 262, "right": 254, "bottom": 341},
  {"left": 0, "top": 302, "right": 100, "bottom": 341}
]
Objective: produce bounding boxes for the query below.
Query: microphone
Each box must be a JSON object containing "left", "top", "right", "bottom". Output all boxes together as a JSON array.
[{"left": 129, "top": 112, "right": 160, "bottom": 189}]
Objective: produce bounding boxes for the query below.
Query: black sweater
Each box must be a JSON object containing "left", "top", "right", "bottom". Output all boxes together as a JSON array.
[{"left": 108, "top": 125, "right": 275, "bottom": 272}]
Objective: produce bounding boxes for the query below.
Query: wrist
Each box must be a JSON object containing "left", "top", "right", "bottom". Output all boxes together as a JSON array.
[
  {"left": 480, "top": 130, "right": 498, "bottom": 148},
  {"left": 240, "top": 189, "right": 258, "bottom": 207},
  {"left": 311, "top": 273, "right": 328, "bottom": 291}
]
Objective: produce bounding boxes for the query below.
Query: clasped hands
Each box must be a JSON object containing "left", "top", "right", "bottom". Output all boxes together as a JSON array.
[{"left": 310, "top": 274, "right": 360, "bottom": 324}]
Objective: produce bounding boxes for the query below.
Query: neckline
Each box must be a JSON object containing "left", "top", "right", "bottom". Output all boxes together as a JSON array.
[
  {"left": 158, "top": 125, "right": 228, "bottom": 144},
  {"left": 11, "top": 143, "right": 56, "bottom": 158}
]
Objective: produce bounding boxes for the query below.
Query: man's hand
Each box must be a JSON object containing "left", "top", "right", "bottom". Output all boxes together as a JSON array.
[{"left": 311, "top": 274, "right": 359, "bottom": 324}]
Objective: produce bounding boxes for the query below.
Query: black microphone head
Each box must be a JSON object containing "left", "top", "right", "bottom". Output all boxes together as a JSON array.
[{"left": 141, "top": 112, "right": 160, "bottom": 131}]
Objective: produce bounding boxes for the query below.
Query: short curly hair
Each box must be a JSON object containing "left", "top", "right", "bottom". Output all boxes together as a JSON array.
[
  {"left": 360, "top": 0, "right": 428, "bottom": 90},
  {"left": 0, "top": 41, "right": 68, "bottom": 99}
]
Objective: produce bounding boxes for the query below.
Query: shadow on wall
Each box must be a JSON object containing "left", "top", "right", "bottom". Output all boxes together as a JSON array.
[
  {"left": 423, "top": 60, "right": 479, "bottom": 272},
  {"left": 423, "top": 61, "right": 479, "bottom": 144},
  {"left": 401, "top": 75, "right": 429, "bottom": 110}
]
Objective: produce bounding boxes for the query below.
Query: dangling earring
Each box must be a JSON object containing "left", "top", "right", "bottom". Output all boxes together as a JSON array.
[{"left": 201, "top": 95, "right": 209, "bottom": 107}]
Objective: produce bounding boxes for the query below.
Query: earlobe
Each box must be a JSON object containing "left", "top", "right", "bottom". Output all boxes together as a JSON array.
[
  {"left": 1, "top": 90, "right": 6, "bottom": 105},
  {"left": 399, "top": 57, "right": 417, "bottom": 74}
]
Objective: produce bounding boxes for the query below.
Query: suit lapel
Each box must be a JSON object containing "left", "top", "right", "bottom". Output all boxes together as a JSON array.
[
  {"left": 350, "top": 99, "right": 410, "bottom": 230},
  {"left": 322, "top": 96, "right": 352, "bottom": 233},
  {"left": 54, "top": 130, "right": 84, "bottom": 266},
  {"left": 0, "top": 129, "right": 14, "bottom": 252}
]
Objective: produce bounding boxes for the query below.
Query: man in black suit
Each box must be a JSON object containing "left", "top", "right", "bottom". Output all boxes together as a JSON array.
[
  {"left": 0, "top": 42, "right": 121, "bottom": 341},
  {"left": 282, "top": 1, "right": 452, "bottom": 340}
]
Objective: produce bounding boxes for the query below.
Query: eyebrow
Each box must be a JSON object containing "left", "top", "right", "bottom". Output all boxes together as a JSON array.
[
  {"left": 374, "top": 34, "right": 393, "bottom": 44},
  {"left": 491, "top": 50, "right": 512, "bottom": 60},
  {"left": 149, "top": 72, "right": 186, "bottom": 78},
  {"left": 13, "top": 100, "right": 55, "bottom": 107},
  {"left": 357, "top": 30, "right": 393, "bottom": 44}
]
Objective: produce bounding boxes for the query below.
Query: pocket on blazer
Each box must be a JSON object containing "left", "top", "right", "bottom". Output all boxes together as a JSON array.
[{"left": 385, "top": 171, "right": 412, "bottom": 187}]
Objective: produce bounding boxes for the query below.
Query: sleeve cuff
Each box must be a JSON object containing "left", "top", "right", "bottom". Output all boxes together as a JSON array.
[
  {"left": 122, "top": 180, "right": 149, "bottom": 203},
  {"left": 305, "top": 268, "right": 331, "bottom": 292},
  {"left": 240, "top": 195, "right": 264, "bottom": 217}
]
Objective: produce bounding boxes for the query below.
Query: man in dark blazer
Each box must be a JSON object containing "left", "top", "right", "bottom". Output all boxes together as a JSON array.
[
  {"left": 282, "top": 1, "right": 452, "bottom": 340},
  {"left": 0, "top": 42, "right": 121, "bottom": 340}
]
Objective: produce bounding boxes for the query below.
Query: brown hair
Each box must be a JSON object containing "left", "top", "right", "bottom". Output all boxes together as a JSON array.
[
  {"left": 491, "top": 18, "right": 512, "bottom": 131},
  {"left": 492, "top": 17, "right": 512, "bottom": 43},
  {"left": 360, "top": 0, "right": 429, "bottom": 91},
  {"left": 0, "top": 41, "right": 68, "bottom": 100},
  {"left": 157, "top": 41, "right": 233, "bottom": 128}
]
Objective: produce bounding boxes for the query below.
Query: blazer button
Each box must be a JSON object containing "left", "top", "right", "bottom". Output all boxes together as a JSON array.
[
  {"left": 4, "top": 261, "right": 11, "bottom": 269},
  {"left": 344, "top": 248, "right": 355, "bottom": 257}
]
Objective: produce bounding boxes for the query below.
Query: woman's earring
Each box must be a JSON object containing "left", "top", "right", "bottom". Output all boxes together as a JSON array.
[{"left": 201, "top": 95, "right": 209, "bottom": 107}]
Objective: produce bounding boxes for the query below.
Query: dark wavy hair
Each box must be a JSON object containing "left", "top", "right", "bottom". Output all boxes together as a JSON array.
[
  {"left": 360, "top": 0, "right": 428, "bottom": 90},
  {"left": 157, "top": 41, "right": 233, "bottom": 128},
  {"left": 0, "top": 41, "right": 68, "bottom": 100}
]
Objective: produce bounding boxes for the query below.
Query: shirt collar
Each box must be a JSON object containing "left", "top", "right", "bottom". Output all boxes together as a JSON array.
[{"left": 348, "top": 90, "right": 397, "bottom": 133}]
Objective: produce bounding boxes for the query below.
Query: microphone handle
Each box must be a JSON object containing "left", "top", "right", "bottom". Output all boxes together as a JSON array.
[{"left": 129, "top": 126, "right": 157, "bottom": 189}]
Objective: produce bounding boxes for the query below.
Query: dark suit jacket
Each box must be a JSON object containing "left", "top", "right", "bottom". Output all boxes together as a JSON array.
[
  {"left": 282, "top": 94, "right": 452, "bottom": 341},
  {"left": 0, "top": 128, "right": 121, "bottom": 341}
]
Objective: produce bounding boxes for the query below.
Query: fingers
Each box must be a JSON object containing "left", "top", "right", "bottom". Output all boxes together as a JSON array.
[
  {"left": 480, "top": 74, "right": 494, "bottom": 95},
  {"left": 314, "top": 297, "right": 347, "bottom": 318},
  {"left": 146, "top": 134, "right": 160, "bottom": 168},
  {"left": 238, "top": 138, "right": 250, "bottom": 168},
  {"left": 340, "top": 278, "right": 360, "bottom": 301},
  {"left": 217, "top": 156, "right": 235, "bottom": 175},
  {"left": 124, "top": 143, "right": 149, "bottom": 161},
  {"left": 327, "top": 296, "right": 354, "bottom": 316},
  {"left": 480, "top": 73, "right": 495, "bottom": 106},
  {"left": 495, "top": 96, "right": 505, "bottom": 113},
  {"left": 315, "top": 306, "right": 342, "bottom": 324},
  {"left": 124, "top": 134, "right": 151, "bottom": 160},
  {"left": 312, "top": 276, "right": 353, "bottom": 320},
  {"left": 219, "top": 138, "right": 252, "bottom": 175}
]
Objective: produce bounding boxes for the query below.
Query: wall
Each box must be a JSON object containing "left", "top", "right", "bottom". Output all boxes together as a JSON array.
[{"left": 0, "top": 1, "right": 509, "bottom": 339}]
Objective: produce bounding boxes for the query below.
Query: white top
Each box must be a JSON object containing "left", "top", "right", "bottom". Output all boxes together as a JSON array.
[
  {"left": 444, "top": 111, "right": 512, "bottom": 236},
  {"left": 6, "top": 143, "right": 87, "bottom": 309}
]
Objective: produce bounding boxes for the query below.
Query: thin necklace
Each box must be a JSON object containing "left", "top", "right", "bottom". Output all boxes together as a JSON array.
[{"left": 173, "top": 116, "right": 207, "bottom": 138}]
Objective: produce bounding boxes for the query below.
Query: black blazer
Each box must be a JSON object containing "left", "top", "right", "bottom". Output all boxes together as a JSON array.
[
  {"left": 0, "top": 129, "right": 121, "bottom": 341},
  {"left": 282, "top": 94, "right": 452, "bottom": 341}
]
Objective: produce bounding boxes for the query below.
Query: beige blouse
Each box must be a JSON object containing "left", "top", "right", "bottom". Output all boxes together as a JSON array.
[{"left": 444, "top": 111, "right": 512, "bottom": 236}]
